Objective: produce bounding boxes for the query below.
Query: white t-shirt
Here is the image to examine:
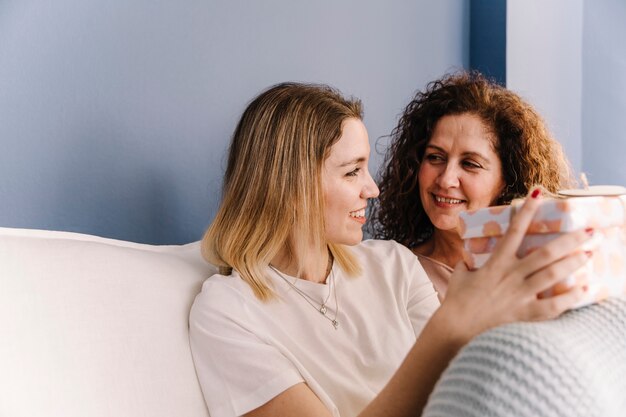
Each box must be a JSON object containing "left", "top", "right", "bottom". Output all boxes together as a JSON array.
[{"left": 189, "top": 239, "right": 440, "bottom": 417}]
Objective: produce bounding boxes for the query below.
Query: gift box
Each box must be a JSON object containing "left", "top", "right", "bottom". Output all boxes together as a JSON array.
[{"left": 458, "top": 195, "right": 626, "bottom": 308}]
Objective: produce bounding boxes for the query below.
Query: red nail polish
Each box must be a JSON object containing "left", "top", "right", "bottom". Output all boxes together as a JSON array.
[
  {"left": 531, "top": 189, "right": 541, "bottom": 199},
  {"left": 585, "top": 227, "right": 594, "bottom": 236}
]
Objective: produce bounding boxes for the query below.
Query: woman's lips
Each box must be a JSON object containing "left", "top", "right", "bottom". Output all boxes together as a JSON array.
[
  {"left": 349, "top": 208, "right": 366, "bottom": 224},
  {"left": 432, "top": 194, "right": 466, "bottom": 208}
]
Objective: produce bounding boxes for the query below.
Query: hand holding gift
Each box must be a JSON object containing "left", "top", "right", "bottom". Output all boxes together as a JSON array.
[
  {"left": 439, "top": 188, "right": 595, "bottom": 344},
  {"left": 458, "top": 187, "right": 626, "bottom": 308}
]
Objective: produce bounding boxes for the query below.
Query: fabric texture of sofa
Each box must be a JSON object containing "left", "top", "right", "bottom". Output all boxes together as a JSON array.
[
  {"left": 2, "top": 226, "right": 625, "bottom": 417},
  {"left": 0, "top": 227, "right": 214, "bottom": 417}
]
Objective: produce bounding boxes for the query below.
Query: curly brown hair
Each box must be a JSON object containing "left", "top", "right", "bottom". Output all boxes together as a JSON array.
[{"left": 371, "top": 70, "right": 575, "bottom": 248}]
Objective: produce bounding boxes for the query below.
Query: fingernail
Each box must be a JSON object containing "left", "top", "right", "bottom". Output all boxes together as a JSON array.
[
  {"left": 585, "top": 227, "right": 594, "bottom": 236},
  {"left": 585, "top": 250, "right": 593, "bottom": 258},
  {"left": 531, "top": 188, "right": 541, "bottom": 199},
  {"left": 582, "top": 285, "right": 589, "bottom": 293}
]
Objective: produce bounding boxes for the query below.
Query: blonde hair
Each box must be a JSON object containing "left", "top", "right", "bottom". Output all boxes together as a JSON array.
[{"left": 202, "top": 82, "right": 363, "bottom": 300}]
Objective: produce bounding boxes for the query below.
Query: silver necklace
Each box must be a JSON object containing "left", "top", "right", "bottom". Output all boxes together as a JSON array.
[{"left": 269, "top": 265, "right": 340, "bottom": 330}]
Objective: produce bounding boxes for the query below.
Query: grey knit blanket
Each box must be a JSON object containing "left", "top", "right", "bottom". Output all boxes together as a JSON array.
[{"left": 423, "top": 297, "right": 626, "bottom": 417}]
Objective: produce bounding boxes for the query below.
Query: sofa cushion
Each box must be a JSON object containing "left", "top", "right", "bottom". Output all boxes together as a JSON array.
[{"left": 0, "top": 227, "right": 214, "bottom": 417}]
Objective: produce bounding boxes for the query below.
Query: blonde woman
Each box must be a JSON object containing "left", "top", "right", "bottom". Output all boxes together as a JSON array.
[{"left": 189, "top": 82, "right": 592, "bottom": 417}]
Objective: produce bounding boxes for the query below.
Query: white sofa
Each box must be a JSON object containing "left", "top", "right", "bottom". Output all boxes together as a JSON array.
[
  {"left": 0, "top": 227, "right": 215, "bottom": 417},
  {"left": 3, "top": 226, "right": 626, "bottom": 417}
]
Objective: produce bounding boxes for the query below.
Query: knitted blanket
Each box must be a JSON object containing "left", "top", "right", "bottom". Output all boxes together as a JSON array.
[{"left": 423, "top": 297, "right": 626, "bottom": 417}]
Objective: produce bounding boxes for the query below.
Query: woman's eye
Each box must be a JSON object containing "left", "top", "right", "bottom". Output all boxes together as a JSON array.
[
  {"left": 425, "top": 154, "right": 444, "bottom": 163},
  {"left": 346, "top": 167, "right": 360, "bottom": 177},
  {"left": 462, "top": 160, "right": 482, "bottom": 169}
]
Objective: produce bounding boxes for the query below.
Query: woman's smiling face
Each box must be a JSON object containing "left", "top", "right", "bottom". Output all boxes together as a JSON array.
[
  {"left": 322, "top": 118, "right": 379, "bottom": 245},
  {"left": 418, "top": 113, "right": 505, "bottom": 233}
]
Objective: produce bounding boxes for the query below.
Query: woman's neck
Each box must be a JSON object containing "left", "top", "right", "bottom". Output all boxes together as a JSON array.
[
  {"left": 271, "top": 244, "right": 332, "bottom": 284},
  {"left": 413, "top": 229, "right": 465, "bottom": 268}
]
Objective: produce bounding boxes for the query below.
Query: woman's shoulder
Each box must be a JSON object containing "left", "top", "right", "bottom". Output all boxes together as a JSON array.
[
  {"left": 414, "top": 252, "right": 454, "bottom": 272},
  {"left": 356, "top": 239, "right": 414, "bottom": 258},
  {"left": 355, "top": 240, "right": 434, "bottom": 295},
  {"left": 354, "top": 239, "right": 420, "bottom": 272},
  {"left": 191, "top": 271, "right": 258, "bottom": 315}
]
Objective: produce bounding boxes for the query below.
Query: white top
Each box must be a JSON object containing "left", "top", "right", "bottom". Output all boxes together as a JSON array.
[{"left": 189, "top": 240, "right": 440, "bottom": 417}]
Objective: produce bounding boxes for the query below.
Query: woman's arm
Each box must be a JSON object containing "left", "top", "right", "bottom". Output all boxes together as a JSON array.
[
  {"left": 362, "top": 189, "right": 591, "bottom": 416},
  {"left": 246, "top": 189, "right": 592, "bottom": 417},
  {"left": 244, "top": 383, "right": 333, "bottom": 417}
]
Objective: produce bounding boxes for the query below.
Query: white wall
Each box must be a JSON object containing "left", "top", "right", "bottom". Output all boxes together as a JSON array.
[
  {"left": 506, "top": 0, "right": 584, "bottom": 173},
  {"left": 507, "top": 0, "right": 626, "bottom": 187},
  {"left": 582, "top": 0, "right": 626, "bottom": 185}
]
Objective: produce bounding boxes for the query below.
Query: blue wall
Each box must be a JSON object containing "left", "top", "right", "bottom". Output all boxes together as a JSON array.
[{"left": 0, "top": 0, "right": 470, "bottom": 244}]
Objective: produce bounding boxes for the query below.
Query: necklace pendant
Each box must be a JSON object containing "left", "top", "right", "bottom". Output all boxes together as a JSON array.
[
  {"left": 332, "top": 320, "right": 339, "bottom": 329},
  {"left": 319, "top": 304, "right": 327, "bottom": 315}
]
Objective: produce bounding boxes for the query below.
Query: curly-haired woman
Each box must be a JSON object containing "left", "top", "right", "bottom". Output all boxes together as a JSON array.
[{"left": 372, "top": 71, "right": 575, "bottom": 299}]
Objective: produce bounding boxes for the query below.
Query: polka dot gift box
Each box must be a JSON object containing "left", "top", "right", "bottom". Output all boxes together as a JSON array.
[{"left": 458, "top": 194, "right": 626, "bottom": 309}]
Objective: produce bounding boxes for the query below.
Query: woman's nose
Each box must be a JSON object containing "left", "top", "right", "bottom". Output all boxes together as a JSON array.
[
  {"left": 436, "top": 164, "right": 460, "bottom": 188},
  {"left": 362, "top": 171, "right": 380, "bottom": 199}
]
